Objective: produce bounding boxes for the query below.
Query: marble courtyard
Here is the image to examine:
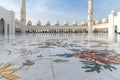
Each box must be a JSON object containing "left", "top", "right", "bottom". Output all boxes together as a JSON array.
[
  {"left": 1, "top": 0, "right": 120, "bottom": 80},
  {"left": 0, "top": 33, "right": 120, "bottom": 80}
]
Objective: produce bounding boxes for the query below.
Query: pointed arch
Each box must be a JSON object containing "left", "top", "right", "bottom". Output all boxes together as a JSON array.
[{"left": 0, "top": 18, "right": 5, "bottom": 34}]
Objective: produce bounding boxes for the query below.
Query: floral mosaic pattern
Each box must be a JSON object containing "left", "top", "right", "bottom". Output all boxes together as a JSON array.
[
  {"left": 74, "top": 50, "right": 120, "bottom": 65},
  {"left": 80, "top": 61, "right": 116, "bottom": 73},
  {"left": 74, "top": 50, "right": 120, "bottom": 73},
  {"left": 0, "top": 33, "right": 120, "bottom": 80},
  {"left": 0, "top": 63, "right": 21, "bottom": 80}
]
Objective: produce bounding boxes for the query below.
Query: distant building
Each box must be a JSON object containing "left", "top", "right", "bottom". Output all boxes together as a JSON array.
[
  {"left": 0, "top": 0, "right": 120, "bottom": 34},
  {"left": 21, "top": 11, "right": 120, "bottom": 34},
  {"left": 15, "top": 0, "right": 120, "bottom": 34}
]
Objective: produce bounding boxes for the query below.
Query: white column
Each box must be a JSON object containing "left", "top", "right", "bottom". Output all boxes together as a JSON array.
[
  {"left": 88, "top": 0, "right": 93, "bottom": 34},
  {"left": 4, "top": 23, "right": 8, "bottom": 38},
  {"left": 108, "top": 14, "right": 115, "bottom": 35},
  {"left": 108, "top": 12, "right": 116, "bottom": 41},
  {"left": 10, "top": 11, "right": 15, "bottom": 35},
  {"left": 21, "top": 0, "right": 26, "bottom": 33}
]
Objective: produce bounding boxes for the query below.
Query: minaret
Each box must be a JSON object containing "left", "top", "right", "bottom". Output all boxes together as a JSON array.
[
  {"left": 21, "top": 0, "right": 26, "bottom": 28},
  {"left": 88, "top": 0, "right": 93, "bottom": 33}
]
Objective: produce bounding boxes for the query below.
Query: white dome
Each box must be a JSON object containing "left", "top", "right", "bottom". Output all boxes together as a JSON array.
[
  {"left": 93, "top": 21, "right": 95, "bottom": 25},
  {"left": 27, "top": 20, "right": 32, "bottom": 26},
  {"left": 36, "top": 20, "right": 41, "bottom": 26},
  {"left": 95, "top": 20, "right": 101, "bottom": 25},
  {"left": 73, "top": 21, "right": 78, "bottom": 26},
  {"left": 15, "top": 19, "right": 21, "bottom": 25},
  {"left": 54, "top": 21, "right": 59, "bottom": 26},
  {"left": 81, "top": 21, "right": 88, "bottom": 26},
  {"left": 46, "top": 20, "right": 51, "bottom": 26},
  {"left": 102, "top": 18, "right": 108, "bottom": 23},
  {"left": 111, "top": 10, "right": 117, "bottom": 15},
  {"left": 15, "top": 19, "right": 19, "bottom": 24},
  {"left": 64, "top": 21, "right": 69, "bottom": 26}
]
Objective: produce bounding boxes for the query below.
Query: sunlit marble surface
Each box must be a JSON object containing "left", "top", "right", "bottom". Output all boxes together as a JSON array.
[{"left": 0, "top": 33, "right": 120, "bottom": 80}]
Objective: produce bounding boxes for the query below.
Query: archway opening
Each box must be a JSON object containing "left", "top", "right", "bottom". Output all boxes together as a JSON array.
[
  {"left": 7, "top": 24, "right": 9, "bottom": 35},
  {"left": 0, "top": 18, "right": 5, "bottom": 34},
  {"left": 115, "top": 25, "right": 117, "bottom": 33}
]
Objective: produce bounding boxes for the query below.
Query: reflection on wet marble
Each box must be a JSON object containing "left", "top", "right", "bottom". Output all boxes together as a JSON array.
[{"left": 0, "top": 33, "right": 120, "bottom": 80}]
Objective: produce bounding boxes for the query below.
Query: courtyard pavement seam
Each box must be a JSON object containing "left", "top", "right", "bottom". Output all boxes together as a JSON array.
[{"left": 48, "top": 48, "right": 56, "bottom": 80}]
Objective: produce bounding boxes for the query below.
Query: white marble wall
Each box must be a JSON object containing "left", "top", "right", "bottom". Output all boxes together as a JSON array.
[{"left": 0, "top": 6, "right": 15, "bottom": 36}]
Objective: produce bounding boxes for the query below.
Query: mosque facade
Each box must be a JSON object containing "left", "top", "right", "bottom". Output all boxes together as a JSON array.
[
  {"left": 15, "top": 0, "right": 120, "bottom": 34},
  {"left": 0, "top": 0, "right": 120, "bottom": 35},
  {"left": 0, "top": 6, "right": 15, "bottom": 35}
]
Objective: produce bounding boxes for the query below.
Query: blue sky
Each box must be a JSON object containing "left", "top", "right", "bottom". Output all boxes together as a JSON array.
[{"left": 0, "top": 0, "right": 120, "bottom": 25}]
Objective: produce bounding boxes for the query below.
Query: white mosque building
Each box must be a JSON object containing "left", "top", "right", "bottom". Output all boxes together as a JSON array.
[
  {"left": 0, "top": 0, "right": 120, "bottom": 35},
  {"left": 15, "top": 0, "right": 120, "bottom": 34},
  {"left": 0, "top": 6, "right": 15, "bottom": 35}
]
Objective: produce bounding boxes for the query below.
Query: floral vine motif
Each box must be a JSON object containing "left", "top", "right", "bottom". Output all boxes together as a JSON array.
[
  {"left": 80, "top": 61, "right": 116, "bottom": 73},
  {"left": 0, "top": 63, "right": 21, "bottom": 80},
  {"left": 51, "top": 53, "right": 73, "bottom": 58},
  {"left": 74, "top": 50, "right": 119, "bottom": 73}
]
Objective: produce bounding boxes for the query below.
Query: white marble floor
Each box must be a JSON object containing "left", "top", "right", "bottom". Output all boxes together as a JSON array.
[{"left": 0, "top": 33, "right": 120, "bottom": 80}]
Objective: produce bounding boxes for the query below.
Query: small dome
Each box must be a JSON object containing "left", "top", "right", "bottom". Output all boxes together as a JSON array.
[
  {"left": 81, "top": 21, "right": 88, "bottom": 26},
  {"left": 15, "top": 19, "right": 21, "bottom": 25},
  {"left": 93, "top": 21, "right": 95, "bottom": 25},
  {"left": 19, "top": 20, "right": 22, "bottom": 25},
  {"left": 64, "top": 21, "right": 69, "bottom": 26},
  {"left": 111, "top": 10, "right": 117, "bottom": 16},
  {"left": 15, "top": 19, "right": 19, "bottom": 24},
  {"left": 95, "top": 20, "right": 101, "bottom": 25},
  {"left": 54, "top": 21, "right": 59, "bottom": 26},
  {"left": 46, "top": 20, "right": 51, "bottom": 26},
  {"left": 102, "top": 18, "right": 108, "bottom": 23},
  {"left": 73, "top": 21, "right": 78, "bottom": 26},
  {"left": 27, "top": 20, "right": 32, "bottom": 26},
  {"left": 36, "top": 20, "right": 41, "bottom": 26}
]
